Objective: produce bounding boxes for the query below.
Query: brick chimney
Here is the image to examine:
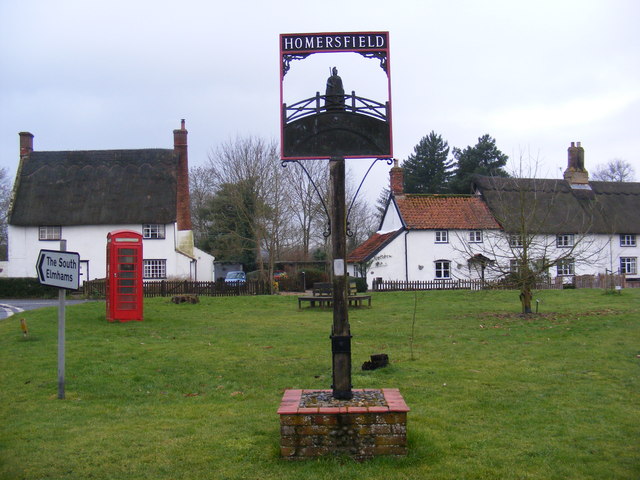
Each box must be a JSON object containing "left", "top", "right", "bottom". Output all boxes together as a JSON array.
[
  {"left": 173, "top": 119, "right": 192, "bottom": 231},
  {"left": 563, "top": 141, "right": 588, "bottom": 184},
  {"left": 389, "top": 159, "right": 404, "bottom": 196},
  {"left": 19, "top": 132, "right": 34, "bottom": 157}
]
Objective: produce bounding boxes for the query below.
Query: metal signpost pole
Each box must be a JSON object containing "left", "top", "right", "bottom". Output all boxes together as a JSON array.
[
  {"left": 57, "top": 239, "right": 66, "bottom": 400},
  {"left": 330, "top": 157, "right": 352, "bottom": 400}
]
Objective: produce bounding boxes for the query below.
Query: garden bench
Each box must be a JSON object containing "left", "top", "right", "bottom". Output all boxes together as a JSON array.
[{"left": 298, "top": 282, "right": 371, "bottom": 309}]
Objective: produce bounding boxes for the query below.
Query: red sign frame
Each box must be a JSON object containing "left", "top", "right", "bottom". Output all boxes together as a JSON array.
[{"left": 279, "top": 31, "right": 393, "bottom": 161}]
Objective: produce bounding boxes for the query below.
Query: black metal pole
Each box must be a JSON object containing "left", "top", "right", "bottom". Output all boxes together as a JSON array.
[{"left": 330, "top": 157, "right": 352, "bottom": 400}]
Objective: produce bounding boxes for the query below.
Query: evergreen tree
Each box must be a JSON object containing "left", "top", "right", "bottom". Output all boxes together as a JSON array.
[
  {"left": 374, "top": 186, "right": 390, "bottom": 226},
  {"left": 450, "top": 134, "right": 509, "bottom": 193},
  {"left": 200, "top": 178, "right": 263, "bottom": 271},
  {"left": 403, "top": 131, "right": 453, "bottom": 194}
]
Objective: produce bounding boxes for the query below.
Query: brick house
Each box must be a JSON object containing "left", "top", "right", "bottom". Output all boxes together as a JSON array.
[{"left": 7, "top": 120, "right": 214, "bottom": 283}]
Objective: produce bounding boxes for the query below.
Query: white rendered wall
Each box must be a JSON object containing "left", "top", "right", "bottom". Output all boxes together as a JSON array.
[
  {"left": 357, "top": 229, "right": 633, "bottom": 287},
  {"left": 7, "top": 223, "right": 214, "bottom": 282}
]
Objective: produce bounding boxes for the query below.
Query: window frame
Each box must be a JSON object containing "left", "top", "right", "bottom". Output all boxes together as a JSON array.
[
  {"left": 434, "top": 230, "right": 448, "bottom": 244},
  {"left": 556, "top": 258, "right": 575, "bottom": 276},
  {"left": 143, "top": 259, "right": 167, "bottom": 279},
  {"left": 556, "top": 234, "right": 574, "bottom": 248},
  {"left": 620, "top": 257, "right": 637, "bottom": 275},
  {"left": 142, "top": 224, "right": 166, "bottom": 239},
  {"left": 620, "top": 234, "right": 637, "bottom": 247},
  {"left": 509, "top": 234, "right": 523, "bottom": 248},
  {"left": 468, "top": 230, "right": 483, "bottom": 243},
  {"left": 39, "top": 225, "right": 62, "bottom": 241},
  {"left": 434, "top": 260, "right": 451, "bottom": 279}
]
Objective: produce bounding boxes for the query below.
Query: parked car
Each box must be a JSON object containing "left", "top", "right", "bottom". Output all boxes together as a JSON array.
[{"left": 224, "top": 271, "right": 246, "bottom": 285}]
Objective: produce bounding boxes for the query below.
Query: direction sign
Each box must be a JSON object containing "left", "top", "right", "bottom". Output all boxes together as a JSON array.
[{"left": 36, "top": 249, "right": 80, "bottom": 290}]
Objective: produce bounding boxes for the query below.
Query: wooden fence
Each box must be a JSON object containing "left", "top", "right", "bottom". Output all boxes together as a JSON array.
[
  {"left": 370, "top": 275, "right": 630, "bottom": 292},
  {"left": 83, "top": 279, "right": 270, "bottom": 298}
]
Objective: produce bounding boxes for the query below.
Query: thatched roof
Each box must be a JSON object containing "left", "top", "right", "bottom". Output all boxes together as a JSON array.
[
  {"left": 472, "top": 175, "right": 640, "bottom": 234},
  {"left": 9, "top": 149, "right": 179, "bottom": 226}
]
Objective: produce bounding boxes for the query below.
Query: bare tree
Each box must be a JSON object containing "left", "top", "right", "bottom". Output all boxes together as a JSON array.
[
  {"left": 0, "top": 168, "right": 11, "bottom": 259},
  {"left": 464, "top": 160, "right": 605, "bottom": 313},
  {"left": 592, "top": 158, "right": 635, "bottom": 182},
  {"left": 282, "top": 159, "right": 328, "bottom": 259},
  {"left": 205, "top": 136, "right": 287, "bottom": 284},
  {"left": 189, "top": 165, "right": 217, "bottom": 249}
]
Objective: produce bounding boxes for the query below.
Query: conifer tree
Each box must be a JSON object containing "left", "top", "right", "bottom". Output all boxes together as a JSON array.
[{"left": 403, "top": 131, "right": 454, "bottom": 194}]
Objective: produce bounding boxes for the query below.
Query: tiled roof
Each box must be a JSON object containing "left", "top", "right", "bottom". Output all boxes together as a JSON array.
[
  {"left": 348, "top": 230, "right": 401, "bottom": 263},
  {"left": 395, "top": 194, "right": 501, "bottom": 230}
]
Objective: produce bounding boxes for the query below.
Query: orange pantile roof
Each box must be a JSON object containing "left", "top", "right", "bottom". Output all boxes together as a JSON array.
[
  {"left": 347, "top": 230, "right": 401, "bottom": 263},
  {"left": 395, "top": 194, "right": 501, "bottom": 230}
]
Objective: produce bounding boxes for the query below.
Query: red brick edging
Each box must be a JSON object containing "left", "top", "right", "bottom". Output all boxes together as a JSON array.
[{"left": 278, "top": 388, "right": 409, "bottom": 460}]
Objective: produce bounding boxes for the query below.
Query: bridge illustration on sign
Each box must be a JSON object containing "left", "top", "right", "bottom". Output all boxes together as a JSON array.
[{"left": 281, "top": 54, "right": 392, "bottom": 159}]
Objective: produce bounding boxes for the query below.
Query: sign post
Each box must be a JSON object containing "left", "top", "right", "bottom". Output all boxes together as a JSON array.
[{"left": 36, "top": 243, "right": 80, "bottom": 399}]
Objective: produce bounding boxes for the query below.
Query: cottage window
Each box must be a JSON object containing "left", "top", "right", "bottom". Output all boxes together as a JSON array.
[
  {"left": 556, "top": 234, "right": 574, "bottom": 248},
  {"left": 39, "top": 226, "right": 62, "bottom": 241},
  {"left": 509, "top": 234, "right": 523, "bottom": 248},
  {"left": 509, "top": 259, "right": 520, "bottom": 273},
  {"left": 620, "top": 257, "right": 637, "bottom": 275},
  {"left": 620, "top": 234, "right": 636, "bottom": 247},
  {"left": 435, "top": 260, "right": 451, "bottom": 279},
  {"left": 143, "top": 224, "right": 166, "bottom": 239},
  {"left": 469, "top": 230, "right": 483, "bottom": 243},
  {"left": 435, "top": 230, "right": 448, "bottom": 243},
  {"left": 143, "top": 259, "right": 167, "bottom": 278},
  {"left": 556, "top": 258, "right": 574, "bottom": 276}
]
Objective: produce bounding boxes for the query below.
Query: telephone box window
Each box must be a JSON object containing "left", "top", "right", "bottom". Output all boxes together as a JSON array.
[{"left": 143, "top": 224, "right": 166, "bottom": 239}]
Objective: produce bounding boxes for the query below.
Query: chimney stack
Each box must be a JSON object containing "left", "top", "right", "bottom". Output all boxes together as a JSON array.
[
  {"left": 389, "top": 159, "right": 404, "bottom": 196},
  {"left": 19, "top": 132, "right": 34, "bottom": 157},
  {"left": 563, "top": 141, "right": 588, "bottom": 185},
  {"left": 173, "top": 119, "right": 192, "bottom": 231}
]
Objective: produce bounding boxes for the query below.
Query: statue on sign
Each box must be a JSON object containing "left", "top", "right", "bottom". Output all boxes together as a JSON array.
[{"left": 325, "top": 67, "right": 345, "bottom": 111}]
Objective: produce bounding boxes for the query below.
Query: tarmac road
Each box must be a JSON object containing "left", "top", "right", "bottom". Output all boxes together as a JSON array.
[{"left": 0, "top": 299, "right": 97, "bottom": 320}]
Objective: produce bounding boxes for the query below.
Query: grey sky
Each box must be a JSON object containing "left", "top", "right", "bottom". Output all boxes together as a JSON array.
[{"left": 1, "top": 0, "right": 638, "bottom": 204}]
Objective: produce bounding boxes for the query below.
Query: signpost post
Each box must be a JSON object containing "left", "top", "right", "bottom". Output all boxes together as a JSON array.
[{"left": 36, "top": 242, "right": 80, "bottom": 399}]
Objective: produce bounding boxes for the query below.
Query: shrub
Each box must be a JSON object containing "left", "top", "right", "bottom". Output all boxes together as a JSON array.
[{"left": 0, "top": 277, "right": 61, "bottom": 298}]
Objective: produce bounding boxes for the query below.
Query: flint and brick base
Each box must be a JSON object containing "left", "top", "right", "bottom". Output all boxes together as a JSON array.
[{"left": 278, "top": 388, "right": 409, "bottom": 460}]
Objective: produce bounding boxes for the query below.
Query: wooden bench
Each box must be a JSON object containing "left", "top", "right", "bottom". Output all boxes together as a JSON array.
[{"left": 298, "top": 282, "right": 371, "bottom": 309}]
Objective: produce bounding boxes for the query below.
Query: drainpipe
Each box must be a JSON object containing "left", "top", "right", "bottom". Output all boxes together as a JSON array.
[{"left": 404, "top": 230, "right": 409, "bottom": 282}]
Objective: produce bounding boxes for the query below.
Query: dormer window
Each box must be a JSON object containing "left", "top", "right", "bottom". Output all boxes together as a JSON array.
[
  {"left": 620, "top": 234, "right": 636, "bottom": 247},
  {"left": 556, "top": 234, "right": 574, "bottom": 248},
  {"left": 143, "top": 224, "right": 166, "bottom": 239},
  {"left": 509, "top": 234, "right": 523, "bottom": 248},
  {"left": 39, "top": 226, "right": 61, "bottom": 241}
]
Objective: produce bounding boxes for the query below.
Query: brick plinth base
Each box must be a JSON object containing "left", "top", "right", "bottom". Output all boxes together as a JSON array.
[{"left": 278, "top": 388, "right": 409, "bottom": 460}]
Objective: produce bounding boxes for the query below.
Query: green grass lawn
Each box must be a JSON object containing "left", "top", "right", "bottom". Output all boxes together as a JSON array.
[{"left": 1, "top": 289, "right": 638, "bottom": 479}]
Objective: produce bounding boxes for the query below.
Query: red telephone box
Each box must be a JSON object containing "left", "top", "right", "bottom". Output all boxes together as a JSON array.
[{"left": 106, "top": 230, "right": 143, "bottom": 322}]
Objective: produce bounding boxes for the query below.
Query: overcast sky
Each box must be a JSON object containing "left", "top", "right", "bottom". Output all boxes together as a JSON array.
[{"left": 1, "top": 0, "right": 638, "bottom": 204}]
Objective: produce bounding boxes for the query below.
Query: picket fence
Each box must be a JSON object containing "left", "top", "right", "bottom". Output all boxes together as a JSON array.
[{"left": 371, "top": 274, "right": 632, "bottom": 292}]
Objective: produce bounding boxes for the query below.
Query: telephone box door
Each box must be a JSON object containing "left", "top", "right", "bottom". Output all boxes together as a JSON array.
[{"left": 106, "top": 230, "right": 143, "bottom": 322}]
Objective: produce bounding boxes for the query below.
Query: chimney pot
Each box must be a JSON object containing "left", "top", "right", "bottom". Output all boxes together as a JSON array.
[
  {"left": 19, "top": 131, "right": 34, "bottom": 156},
  {"left": 389, "top": 159, "right": 404, "bottom": 196}
]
